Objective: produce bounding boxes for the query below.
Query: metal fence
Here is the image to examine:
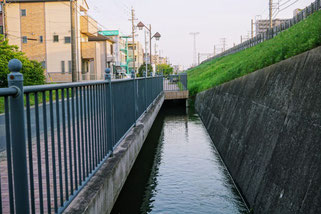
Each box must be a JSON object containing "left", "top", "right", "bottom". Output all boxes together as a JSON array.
[
  {"left": 203, "top": 0, "right": 321, "bottom": 63},
  {"left": 163, "top": 73, "right": 188, "bottom": 91},
  {"left": 0, "top": 59, "right": 163, "bottom": 214}
]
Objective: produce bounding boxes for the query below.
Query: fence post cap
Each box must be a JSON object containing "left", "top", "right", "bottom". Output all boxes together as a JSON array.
[
  {"left": 8, "top": 59, "right": 22, "bottom": 73},
  {"left": 105, "top": 68, "right": 111, "bottom": 74}
]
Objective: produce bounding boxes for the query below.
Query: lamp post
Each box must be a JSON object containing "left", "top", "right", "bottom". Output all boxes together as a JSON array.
[{"left": 137, "top": 22, "right": 161, "bottom": 71}]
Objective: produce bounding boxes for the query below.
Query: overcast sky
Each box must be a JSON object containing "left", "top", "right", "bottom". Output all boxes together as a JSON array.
[{"left": 87, "top": 0, "right": 315, "bottom": 68}]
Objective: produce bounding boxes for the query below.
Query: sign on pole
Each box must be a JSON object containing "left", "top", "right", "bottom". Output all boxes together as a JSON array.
[{"left": 99, "top": 30, "right": 119, "bottom": 36}]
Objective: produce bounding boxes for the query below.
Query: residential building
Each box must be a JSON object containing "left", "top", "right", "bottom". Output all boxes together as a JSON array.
[
  {"left": 80, "top": 34, "right": 115, "bottom": 80},
  {"left": 255, "top": 19, "right": 289, "bottom": 35},
  {"left": 128, "top": 41, "right": 144, "bottom": 71},
  {"left": 2, "top": 0, "right": 91, "bottom": 82}
]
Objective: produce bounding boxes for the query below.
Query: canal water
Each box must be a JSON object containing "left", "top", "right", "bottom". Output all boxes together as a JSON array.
[{"left": 111, "top": 102, "right": 248, "bottom": 214}]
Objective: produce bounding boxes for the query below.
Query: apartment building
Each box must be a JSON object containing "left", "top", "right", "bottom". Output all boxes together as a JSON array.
[
  {"left": 128, "top": 41, "right": 144, "bottom": 71},
  {"left": 255, "top": 19, "right": 289, "bottom": 35},
  {"left": 2, "top": 0, "right": 93, "bottom": 82}
]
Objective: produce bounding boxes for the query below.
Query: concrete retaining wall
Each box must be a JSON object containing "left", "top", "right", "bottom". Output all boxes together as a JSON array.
[
  {"left": 64, "top": 93, "right": 164, "bottom": 214},
  {"left": 195, "top": 46, "right": 321, "bottom": 214}
]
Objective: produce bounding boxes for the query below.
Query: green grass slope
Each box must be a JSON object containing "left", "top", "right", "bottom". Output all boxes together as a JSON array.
[{"left": 188, "top": 11, "right": 321, "bottom": 96}]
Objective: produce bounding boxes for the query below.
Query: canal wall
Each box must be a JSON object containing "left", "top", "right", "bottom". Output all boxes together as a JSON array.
[
  {"left": 195, "top": 46, "right": 321, "bottom": 214},
  {"left": 64, "top": 93, "right": 165, "bottom": 214}
]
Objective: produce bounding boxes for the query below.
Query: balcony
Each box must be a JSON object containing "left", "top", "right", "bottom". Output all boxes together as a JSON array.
[
  {"left": 107, "top": 55, "right": 115, "bottom": 62},
  {"left": 80, "top": 15, "right": 98, "bottom": 36}
]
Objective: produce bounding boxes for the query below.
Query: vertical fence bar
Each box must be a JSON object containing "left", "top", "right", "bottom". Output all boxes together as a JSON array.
[
  {"left": 105, "top": 70, "right": 113, "bottom": 153},
  {"left": 67, "top": 89, "right": 74, "bottom": 195},
  {"left": 76, "top": 87, "right": 82, "bottom": 186},
  {"left": 71, "top": 88, "right": 78, "bottom": 190},
  {"left": 7, "top": 59, "right": 30, "bottom": 214},
  {"left": 132, "top": 70, "right": 137, "bottom": 125},
  {"left": 4, "top": 96, "right": 15, "bottom": 214},
  {"left": 105, "top": 69, "right": 114, "bottom": 151},
  {"left": 49, "top": 90, "right": 58, "bottom": 213},
  {"left": 61, "top": 88, "right": 69, "bottom": 200},
  {"left": 56, "top": 89, "right": 64, "bottom": 206},
  {"left": 79, "top": 87, "right": 86, "bottom": 181},
  {"left": 42, "top": 91, "right": 51, "bottom": 214},
  {"left": 26, "top": 93, "right": 35, "bottom": 214},
  {"left": 85, "top": 86, "right": 90, "bottom": 176},
  {"left": 35, "top": 92, "right": 44, "bottom": 214}
]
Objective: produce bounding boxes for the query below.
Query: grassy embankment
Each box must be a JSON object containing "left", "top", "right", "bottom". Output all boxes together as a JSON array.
[{"left": 188, "top": 11, "right": 321, "bottom": 96}]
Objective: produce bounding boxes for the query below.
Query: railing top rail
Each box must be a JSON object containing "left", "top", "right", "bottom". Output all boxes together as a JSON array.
[
  {"left": 0, "top": 87, "right": 19, "bottom": 97},
  {"left": 23, "top": 80, "right": 107, "bottom": 93},
  {"left": 23, "top": 77, "right": 142, "bottom": 93}
]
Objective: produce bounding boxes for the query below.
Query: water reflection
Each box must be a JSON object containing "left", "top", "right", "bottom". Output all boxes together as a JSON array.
[{"left": 111, "top": 103, "right": 248, "bottom": 214}]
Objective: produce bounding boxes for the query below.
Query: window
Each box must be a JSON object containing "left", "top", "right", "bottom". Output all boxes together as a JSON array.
[
  {"left": 39, "top": 36, "right": 43, "bottom": 43},
  {"left": 61, "top": 61, "right": 65, "bottom": 73},
  {"left": 21, "top": 9, "right": 26, "bottom": 17},
  {"left": 68, "top": 61, "right": 72, "bottom": 73},
  {"left": 22, "top": 36, "right": 28, "bottom": 44},
  {"left": 110, "top": 44, "right": 113, "bottom": 55},
  {"left": 53, "top": 35, "right": 59, "bottom": 43},
  {"left": 64, "top": 37, "right": 71, "bottom": 44},
  {"left": 0, "top": 26, "right": 3, "bottom": 35}
]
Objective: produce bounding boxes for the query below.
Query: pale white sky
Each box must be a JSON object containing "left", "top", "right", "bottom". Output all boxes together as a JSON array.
[{"left": 87, "top": 0, "right": 315, "bottom": 68}]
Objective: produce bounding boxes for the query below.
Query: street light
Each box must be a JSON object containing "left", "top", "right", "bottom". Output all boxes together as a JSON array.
[{"left": 136, "top": 21, "right": 161, "bottom": 69}]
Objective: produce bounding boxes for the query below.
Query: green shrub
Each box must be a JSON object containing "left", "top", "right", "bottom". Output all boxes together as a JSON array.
[
  {"left": 188, "top": 11, "right": 321, "bottom": 96},
  {"left": 0, "top": 35, "right": 45, "bottom": 88}
]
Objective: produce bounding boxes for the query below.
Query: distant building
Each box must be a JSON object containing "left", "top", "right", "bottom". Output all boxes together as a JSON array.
[
  {"left": 81, "top": 34, "right": 115, "bottom": 81},
  {"left": 255, "top": 19, "right": 289, "bottom": 35},
  {"left": 2, "top": 0, "right": 93, "bottom": 82},
  {"left": 128, "top": 41, "right": 144, "bottom": 71}
]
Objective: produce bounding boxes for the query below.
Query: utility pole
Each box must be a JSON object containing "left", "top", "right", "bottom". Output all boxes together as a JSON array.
[
  {"left": 149, "top": 24, "right": 152, "bottom": 69},
  {"left": 251, "top": 19, "right": 254, "bottom": 38},
  {"left": 269, "top": 0, "right": 273, "bottom": 29},
  {"left": 3, "top": 0, "right": 7, "bottom": 38},
  {"left": 189, "top": 32, "right": 200, "bottom": 66},
  {"left": 70, "top": 0, "right": 77, "bottom": 82},
  {"left": 198, "top": 53, "right": 200, "bottom": 65},
  {"left": 241, "top": 35, "right": 243, "bottom": 43},
  {"left": 221, "top": 38, "right": 226, "bottom": 52},
  {"left": 213, "top": 45, "right": 216, "bottom": 56},
  {"left": 129, "top": 8, "right": 137, "bottom": 72}
]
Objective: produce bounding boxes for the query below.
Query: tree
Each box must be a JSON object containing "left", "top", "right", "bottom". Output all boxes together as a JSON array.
[
  {"left": 156, "top": 64, "right": 173, "bottom": 76},
  {"left": 0, "top": 35, "right": 45, "bottom": 88},
  {"left": 138, "top": 63, "right": 153, "bottom": 77}
]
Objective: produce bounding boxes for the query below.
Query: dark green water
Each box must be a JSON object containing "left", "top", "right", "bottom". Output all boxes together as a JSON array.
[{"left": 111, "top": 102, "right": 248, "bottom": 214}]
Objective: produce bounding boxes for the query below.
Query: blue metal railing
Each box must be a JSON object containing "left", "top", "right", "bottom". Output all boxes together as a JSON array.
[
  {"left": 0, "top": 59, "right": 163, "bottom": 214},
  {"left": 163, "top": 73, "right": 188, "bottom": 91}
]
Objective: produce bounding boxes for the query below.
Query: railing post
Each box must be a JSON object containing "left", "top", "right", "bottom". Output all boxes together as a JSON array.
[
  {"left": 7, "top": 59, "right": 30, "bottom": 214},
  {"left": 105, "top": 68, "right": 114, "bottom": 152},
  {"left": 144, "top": 71, "right": 147, "bottom": 111},
  {"left": 131, "top": 70, "right": 137, "bottom": 126}
]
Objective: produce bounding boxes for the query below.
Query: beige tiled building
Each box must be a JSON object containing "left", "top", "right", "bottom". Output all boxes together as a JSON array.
[
  {"left": 128, "top": 41, "right": 144, "bottom": 71},
  {"left": 3, "top": 0, "right": 97, "bottom": 82}
]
